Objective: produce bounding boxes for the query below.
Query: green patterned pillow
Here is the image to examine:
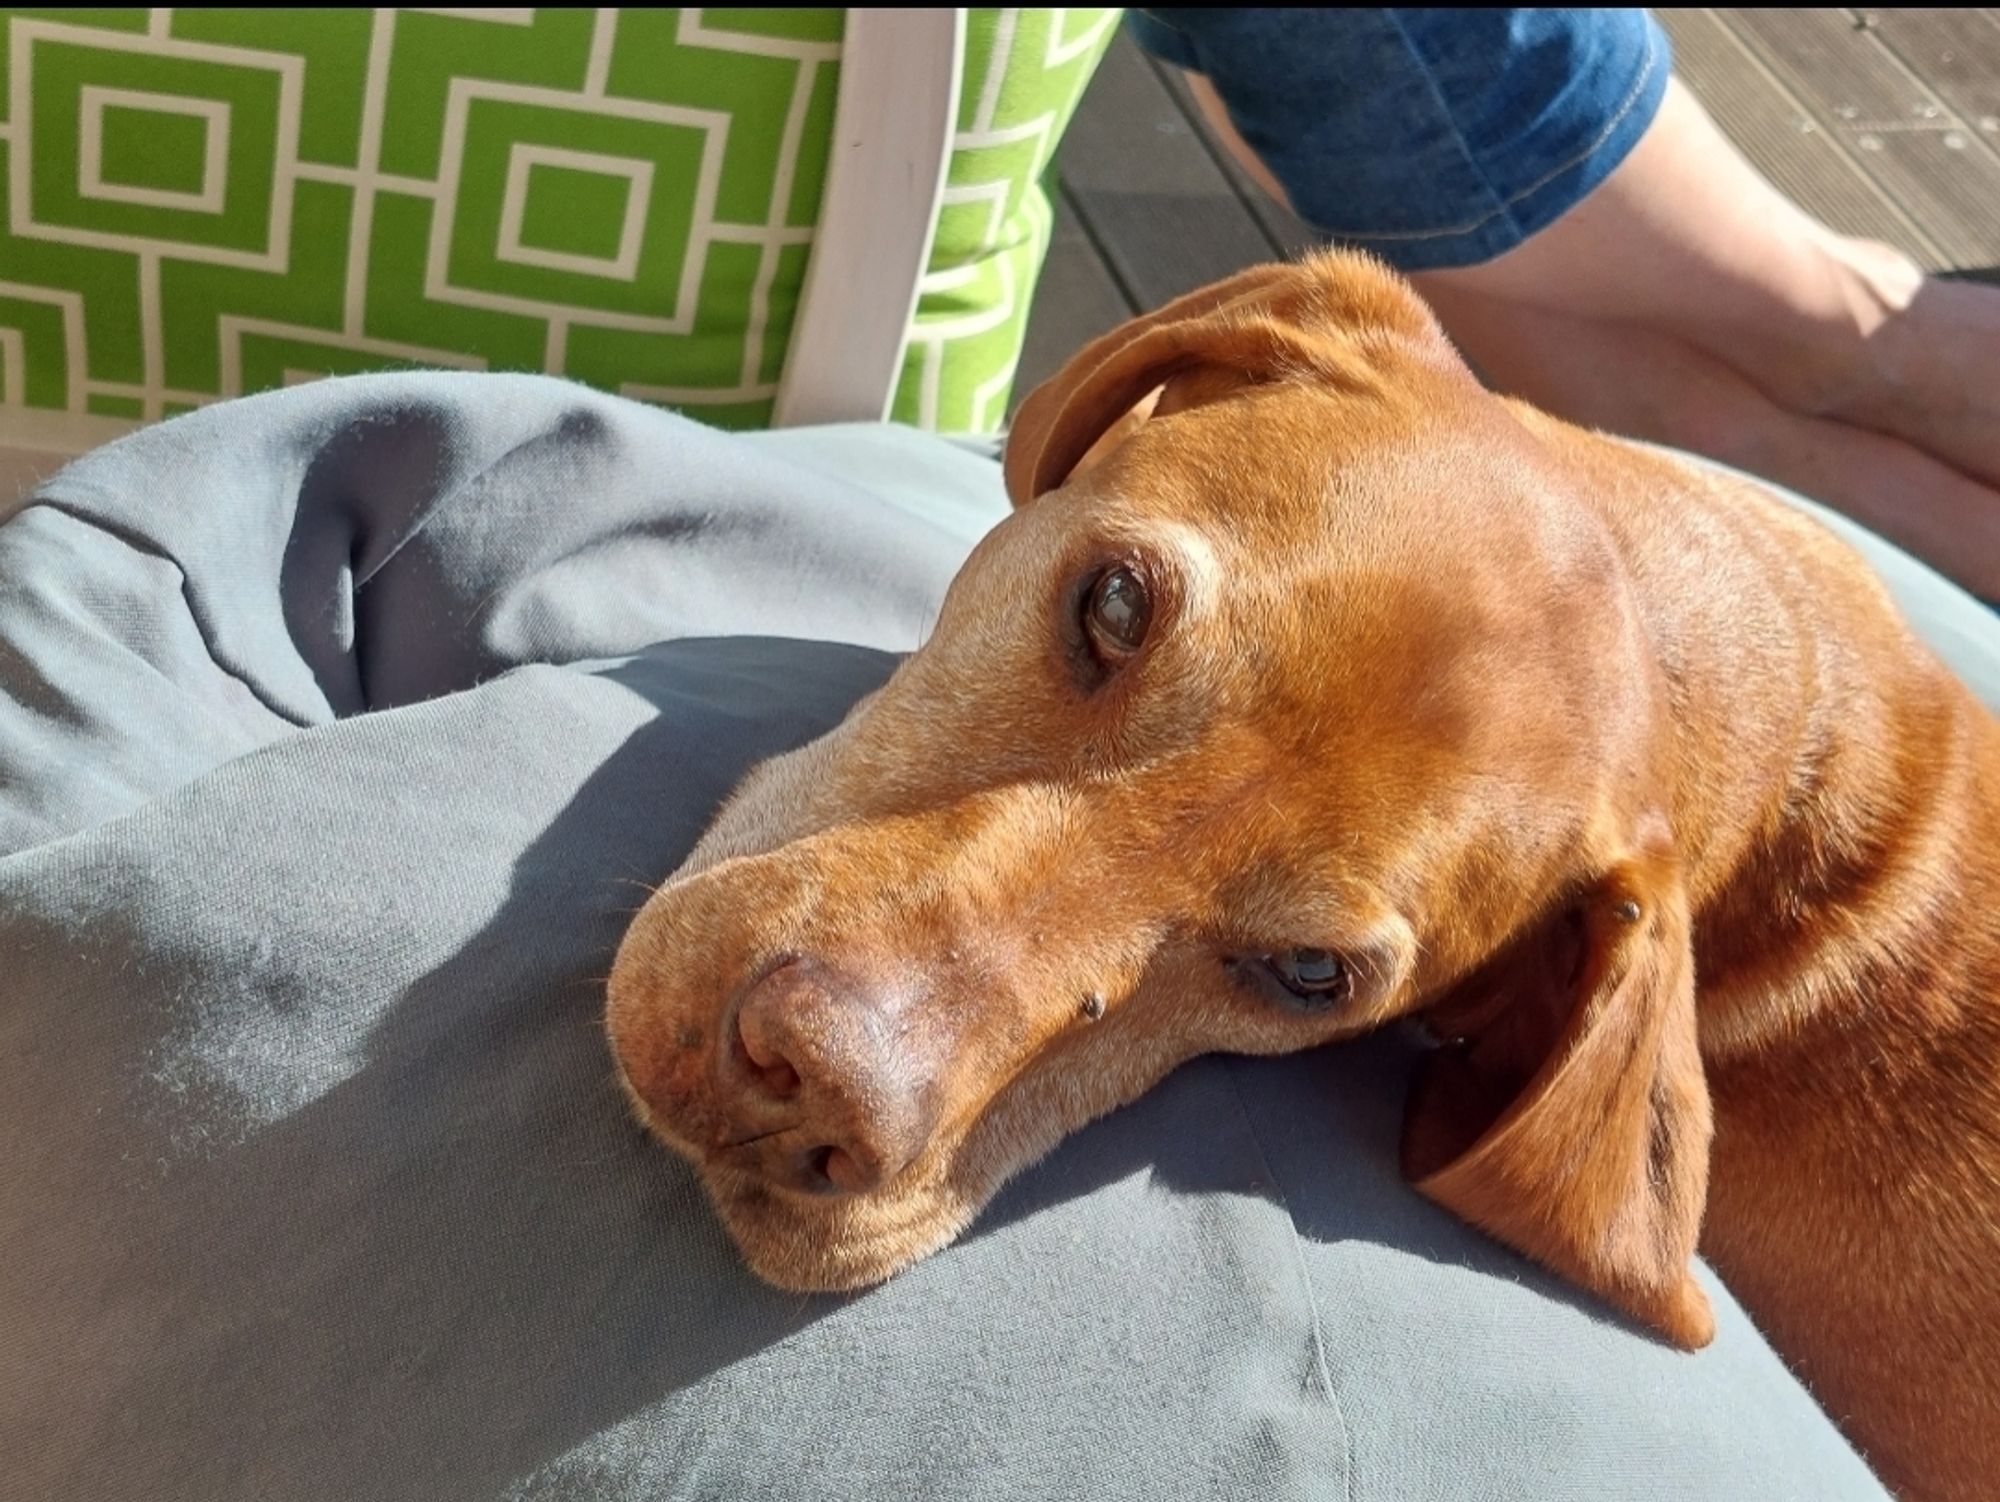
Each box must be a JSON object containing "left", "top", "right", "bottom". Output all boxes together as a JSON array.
[{"left": 0, "top": 7, "right": 1116, "bottom": 442}]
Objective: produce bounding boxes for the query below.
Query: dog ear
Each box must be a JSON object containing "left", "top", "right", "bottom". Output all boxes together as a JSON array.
[
  {"left": 1003, "top": 262, "right": 1293, "bottom": 508},
  {"left": 1003, "top": 252, "right": 1458, "bottom": 508},
  {"left": 1401, "top": 845, "right": 1716, "bottom": 1350}
]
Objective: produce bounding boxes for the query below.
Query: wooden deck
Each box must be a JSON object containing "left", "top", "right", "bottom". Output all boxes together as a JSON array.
[{"left": 1020, "top": 7, "right": 2000, "bottom": 399}]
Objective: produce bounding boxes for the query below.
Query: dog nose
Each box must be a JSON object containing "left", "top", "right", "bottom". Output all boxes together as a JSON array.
[{"left": 730, "top": 957, "right": 943, "bottom": 1194}]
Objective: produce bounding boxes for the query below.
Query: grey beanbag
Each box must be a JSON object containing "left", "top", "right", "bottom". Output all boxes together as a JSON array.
[{"left": 0, "top": 375, "right": 1897, "bottom": 1500}]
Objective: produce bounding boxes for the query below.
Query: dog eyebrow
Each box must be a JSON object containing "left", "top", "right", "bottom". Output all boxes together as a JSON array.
[{"left": 1123, "top": 519, "right": 1220, "bottom": 627}]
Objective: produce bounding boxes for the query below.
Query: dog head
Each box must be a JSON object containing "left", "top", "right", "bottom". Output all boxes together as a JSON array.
[{"left": 608, "top": 252, "right": 1713, "bottom": 1348}]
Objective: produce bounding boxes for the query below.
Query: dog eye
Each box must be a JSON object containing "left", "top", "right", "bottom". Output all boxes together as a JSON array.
[
  {"left": 1232, "top": 949, "right": 1351, "bottom": 1012},
  {"left": 1083, "top": 565, "right": 1152, "bottom": 660}
]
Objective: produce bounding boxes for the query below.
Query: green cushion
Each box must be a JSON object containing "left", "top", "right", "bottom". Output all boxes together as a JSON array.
[{"left": 0, "top": 7, "right": 1118, "bottom": 436}]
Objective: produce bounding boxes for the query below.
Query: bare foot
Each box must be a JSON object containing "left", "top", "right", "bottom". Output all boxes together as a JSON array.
[
  {"left": 1414, "top": 278, "right": 2000, "bottom": 602},
  {"left": 1805, "top": 233, "right": 2000, "bottom": 497}
]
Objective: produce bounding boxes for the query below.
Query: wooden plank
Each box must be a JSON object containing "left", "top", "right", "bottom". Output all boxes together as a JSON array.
[
  {"left": 1851, "top": 7, "right": 2000, "bottom": 281},
  {"left": 1014, "top": 188, "right": 1136, "bottom": 406},
  {"left": 1859, "top": 9, "right": 2000, "bottom": 139},
  {"left": 1056, "top": 27, "right": 1280, "bottom": 310},
  {"left": 1659, "top": 9, "right": 1940, "bottom": 265},
  {"left": 1148, "top": 56, "right": 1318, "bottom": 261},
  {"left": 1723, "top": 6, "right": 2000, "bottom": 269}
]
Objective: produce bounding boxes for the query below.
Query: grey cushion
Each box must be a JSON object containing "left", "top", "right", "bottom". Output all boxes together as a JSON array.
[{"left": 0, "top": 374, "right": 1904, "bottom": 1500}]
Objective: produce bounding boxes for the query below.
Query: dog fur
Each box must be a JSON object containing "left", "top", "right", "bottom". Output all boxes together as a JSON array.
[{"left": 608, "top": 253, "right": 2000, "bottom": 1499}]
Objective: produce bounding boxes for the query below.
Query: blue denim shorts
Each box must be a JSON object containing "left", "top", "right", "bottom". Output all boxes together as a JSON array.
[{"left": 1128, "top": 8, "right": 1671, "bottom": 271}]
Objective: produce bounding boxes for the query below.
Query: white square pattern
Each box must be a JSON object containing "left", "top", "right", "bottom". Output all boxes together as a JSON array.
[
  {"left": 77, "top": 86, "right": 231, "bottom": 214},
  {"left": 495, "top": 143, "right": 654, "bottom": 281}
]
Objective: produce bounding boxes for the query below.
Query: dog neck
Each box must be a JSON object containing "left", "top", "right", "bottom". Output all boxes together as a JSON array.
[{"left": 1581, "top": 437, "right": 2000, "bottom": 1068}]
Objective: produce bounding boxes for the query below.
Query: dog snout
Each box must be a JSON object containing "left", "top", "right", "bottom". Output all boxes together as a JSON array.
[{"left": 725, "top": 956, "right": 945, "bottom": 1196}]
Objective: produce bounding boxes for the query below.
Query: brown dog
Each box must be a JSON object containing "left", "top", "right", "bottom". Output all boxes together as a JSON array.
[{"left": 607, "top": 253, "right": 2000, "bottom": 1500}]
